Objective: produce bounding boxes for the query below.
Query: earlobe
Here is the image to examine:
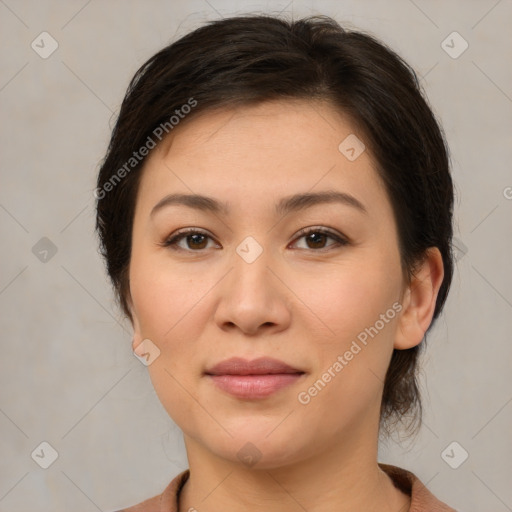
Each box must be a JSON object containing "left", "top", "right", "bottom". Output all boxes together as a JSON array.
[{"left": 394, "top": 247, "right": 445, "bottom": 350}]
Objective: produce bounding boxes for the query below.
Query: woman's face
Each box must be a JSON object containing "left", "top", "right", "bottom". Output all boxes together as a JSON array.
[{"left": 129, "top": 100, "right": 409, "bottom": 468}]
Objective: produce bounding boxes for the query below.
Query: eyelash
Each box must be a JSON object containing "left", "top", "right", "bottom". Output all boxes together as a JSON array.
[{"left": 161, "top": 226, "right": 349, "bottom": 253}]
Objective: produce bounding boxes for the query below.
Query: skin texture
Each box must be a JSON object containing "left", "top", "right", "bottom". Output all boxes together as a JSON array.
[{"left": 128, "top": 100, "right": 444, "bottom": 512}]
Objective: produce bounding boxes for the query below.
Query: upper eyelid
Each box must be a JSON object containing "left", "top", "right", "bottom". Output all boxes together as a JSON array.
[
  {"left": 294, "top": 226, "right": 342, "bottom": 238},
  {"left": 165, "top": 226, "right": 347, "bottom": 249}
]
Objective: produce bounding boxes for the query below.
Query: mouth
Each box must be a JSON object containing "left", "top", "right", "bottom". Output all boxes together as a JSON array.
[{"left": 204, "top": 357, "right": 305, "bottom": 399}]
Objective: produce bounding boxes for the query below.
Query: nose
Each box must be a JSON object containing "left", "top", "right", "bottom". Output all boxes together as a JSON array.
[{"left": 213, "top": 245, "right": 292, "bottom": 336}]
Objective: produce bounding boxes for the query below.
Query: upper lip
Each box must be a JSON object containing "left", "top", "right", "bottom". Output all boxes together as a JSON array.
[{"left": 205, "top": 357, "right": 304, "bottom": 376}]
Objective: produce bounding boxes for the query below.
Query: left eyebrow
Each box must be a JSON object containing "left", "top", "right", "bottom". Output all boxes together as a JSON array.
[
  {"left": 150, "top": 190, "right": 368, "bottom": 218},
  {"left": 276, "top": 190, "right": 368, "bottom": 217}
]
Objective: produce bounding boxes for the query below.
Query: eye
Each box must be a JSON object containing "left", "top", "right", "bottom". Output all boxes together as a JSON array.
[
  {"left": 162, "top": 228, "right": 219, "bottom": 251},
  {"left": 290, "top": 227, "right": 348, "bottom": 251},
  {"left": 161, "top": 226, "right": 348, "bottom": 253}
]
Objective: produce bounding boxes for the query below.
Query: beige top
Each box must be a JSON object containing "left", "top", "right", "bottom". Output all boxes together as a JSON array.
[{"left": 114, "top": 463, "right": 457, "bottom": 512}]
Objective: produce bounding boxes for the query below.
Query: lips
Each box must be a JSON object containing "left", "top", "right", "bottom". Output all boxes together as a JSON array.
[
  {"left": 205, "top": 357, "right": 303, "bottom": 376},
  {"left": 205, "top": 357, "right": 305, "bottom": 399}
]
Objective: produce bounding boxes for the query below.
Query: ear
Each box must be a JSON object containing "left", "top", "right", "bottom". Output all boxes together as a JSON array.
[{"left": 394, "top": 247, "right": 445, "bottom": 350}]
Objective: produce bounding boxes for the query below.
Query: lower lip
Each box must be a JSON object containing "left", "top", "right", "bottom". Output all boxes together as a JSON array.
[{"left": 207, "top": 373, "right": 304, "bottom": 399}]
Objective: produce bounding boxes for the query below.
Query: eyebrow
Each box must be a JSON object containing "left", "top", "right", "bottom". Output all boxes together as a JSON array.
[{"left": 150, "top": 190, "right": 368, "bottom": 218}]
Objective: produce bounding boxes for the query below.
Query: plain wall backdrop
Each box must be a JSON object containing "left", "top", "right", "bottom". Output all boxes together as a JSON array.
[{"left": 0, "top": 1, "right": 511, "bottom": 511}]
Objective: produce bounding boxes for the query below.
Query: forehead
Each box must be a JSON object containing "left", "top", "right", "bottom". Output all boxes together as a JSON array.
[
  {"left": 158, "top": 99, "right": 359, "bottom": 161},
  {"left": 136, "top": 99, "right": 389, "bottom": 219}
]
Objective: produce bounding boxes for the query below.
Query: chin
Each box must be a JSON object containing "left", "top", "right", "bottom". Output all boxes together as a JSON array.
[{"left": 200, "top": 426, "right": 314, "bottom": 471}]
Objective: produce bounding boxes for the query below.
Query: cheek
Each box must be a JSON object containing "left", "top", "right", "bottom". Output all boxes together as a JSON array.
[
  {"left": 293, "top": 255, "right": 401, "bottom": 402},
  {"left": 129, "top": 251, "right": 210, "bottom": 342},
  {"left": 129, "top": 260, "right": 211, "bottom": 429},
  {"left": 294, "top": 255, "right": 401, "bottom": 347}
]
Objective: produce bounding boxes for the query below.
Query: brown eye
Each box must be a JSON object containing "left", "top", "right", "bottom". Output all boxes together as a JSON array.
[
  {"left": 163, "top": 229, "right": 217, "bottom": 251},
  {"left": 184, "top": 233, "right": 208, "bottom": 250},
  {"left": 304, "top": 232, "right": 329, "bottom": 249},
  {"left": 291, "top": 227, "right": 348, "bottom": 251}
]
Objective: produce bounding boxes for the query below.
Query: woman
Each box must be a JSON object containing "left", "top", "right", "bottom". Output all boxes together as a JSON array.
[{"left": 96, "top": 14, "right": 456, "bottom": 512}]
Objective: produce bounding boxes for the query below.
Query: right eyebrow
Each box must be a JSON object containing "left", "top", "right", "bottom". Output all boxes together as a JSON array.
[{"left": 150, "top": 193, "right": 229, "bottom": 218}]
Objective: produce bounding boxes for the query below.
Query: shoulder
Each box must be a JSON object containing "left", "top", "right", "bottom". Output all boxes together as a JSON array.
[
  {"left": 111, "top": 469, "right": 190, "bottom": 512},
  {"left": 379, "top": 463, "right": 457, "bottom": 511}
]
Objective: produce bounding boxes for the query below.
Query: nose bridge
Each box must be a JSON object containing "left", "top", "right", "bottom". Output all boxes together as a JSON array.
[
  {"left": 231, "top": 234, "right": 274, "bottom": 299},
  {"left": 213, "top": 235, "right": 290, "bottom": 334}
]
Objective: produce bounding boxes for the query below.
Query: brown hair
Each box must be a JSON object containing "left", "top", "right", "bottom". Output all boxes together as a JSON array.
[{"left": 95, "top": 14, "right": 454, "bottom": 438}]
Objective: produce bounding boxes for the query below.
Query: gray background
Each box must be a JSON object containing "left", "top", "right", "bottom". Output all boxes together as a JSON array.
[{"left": 1, "top": 0, "right": 511, "bottom": 511}]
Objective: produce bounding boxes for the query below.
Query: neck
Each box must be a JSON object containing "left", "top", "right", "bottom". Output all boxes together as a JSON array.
[{"left": 178, "top": 430, "right": 410, "bottom": 512}]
